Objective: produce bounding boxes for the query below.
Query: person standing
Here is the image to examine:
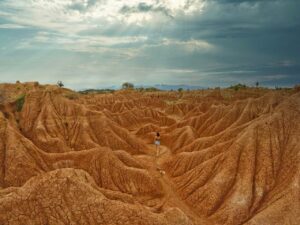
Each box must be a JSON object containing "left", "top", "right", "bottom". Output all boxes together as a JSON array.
[{"left": 154, "top": 132, "right": 161, "bottom": 157}]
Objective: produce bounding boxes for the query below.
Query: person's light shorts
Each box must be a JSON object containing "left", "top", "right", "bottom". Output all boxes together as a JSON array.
[{"left": 155, "top": 140, "right": 160, "bottom": 145}]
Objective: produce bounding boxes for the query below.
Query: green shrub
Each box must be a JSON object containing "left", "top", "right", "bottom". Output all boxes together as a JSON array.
[
  {"left": 57, "top": 81, "right": 64, "bottom": 88},
  {"left": 122, "top": 82, "right": 134, "bottom": 89},
  {"left": 229, "top": 83, "right": 247, "bottom": 91},
  {"left": 294, "top": 84, "right": 300, "bottom": 92},
  {"left": 136, "top": 87, "right": 144, "bottom": 92},
  {"left": 16, "top": 94, "right": 25, "bottom": 112}
]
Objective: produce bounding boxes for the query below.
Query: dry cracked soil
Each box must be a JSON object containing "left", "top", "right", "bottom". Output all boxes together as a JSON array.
[{"left": 0, "top": 82, "right": 299, "bottom": 225}]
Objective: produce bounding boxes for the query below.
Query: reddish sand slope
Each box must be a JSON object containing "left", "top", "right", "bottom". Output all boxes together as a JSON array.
[{"left": 0, "top": 83, "right": 299, "bottom": 225}]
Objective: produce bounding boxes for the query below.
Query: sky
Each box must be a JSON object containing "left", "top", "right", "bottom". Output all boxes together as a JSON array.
[{"left": 0, "top": 0, "right": 299, "bottom": 89}]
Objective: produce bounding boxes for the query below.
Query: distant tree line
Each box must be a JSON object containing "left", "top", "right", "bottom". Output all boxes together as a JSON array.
[
  {"left": 58, "top": 80, "right": 300, "bottom": 94},
  {"left": 122, "top": 82, "right": 161, "bottom": 92},
  {"left": 78, "top": 89, "right": 115, "bottom": 94},
  {"left": 228, "top": 83, "right": 248, "bottom": 91},
  {"left": 121, "top": 82, "right": 185, "bottom": 92}
]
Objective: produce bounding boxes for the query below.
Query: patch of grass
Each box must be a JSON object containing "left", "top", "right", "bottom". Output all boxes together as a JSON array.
[{"left": 16, "top": 94, "right": 25, "bottom": 112}]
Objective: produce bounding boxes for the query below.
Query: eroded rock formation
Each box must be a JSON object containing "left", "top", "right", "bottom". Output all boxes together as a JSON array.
[{"left": 0, "top": 83, "right": 299, "bottom": 225}]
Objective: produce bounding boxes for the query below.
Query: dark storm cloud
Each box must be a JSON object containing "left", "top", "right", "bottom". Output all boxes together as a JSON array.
[
  {"left": 164, "top": 0, "right": 300, "bottom": 73},
  {"left": 119, "top": 2, "right": 173, "bottom": 18},
  {"left": 176, "top": 0, "right": 300, "bottom": 38},
  {"left": 74, "top": 0, "right": 300, "bottom": 87}
]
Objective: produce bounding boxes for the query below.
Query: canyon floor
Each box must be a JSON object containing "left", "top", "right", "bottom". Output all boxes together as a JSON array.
[{"left": 0, "top": 82, "right": 299, "bottom": 225}]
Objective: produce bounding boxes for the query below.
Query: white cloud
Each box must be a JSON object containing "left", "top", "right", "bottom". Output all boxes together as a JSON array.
[
  {"left": 17, "top": 31, "right": 146, "bottom": 58},
  {"left": 0, "top": 0, "right": 210, "bottom": 58},
  {"left": 0, "top": 24, "right": 27, "bottom": 29},
  {"left": 141, "top": 38, "right": 215, "bottom": 53},
  {"left": 162, "top": 38, "right": 215, "bottom": 52},
  {"left": 157, "top": 68, "right": 196, "bottom": 73},
  {"left": 0, "top": 0, "right": 206, "bottom": 33},
  {"left": 33, "top": 31, "right": 148, "bottom": 47},
  {"left": 0, "top": 0, "right": 207, "bottom": 59}
]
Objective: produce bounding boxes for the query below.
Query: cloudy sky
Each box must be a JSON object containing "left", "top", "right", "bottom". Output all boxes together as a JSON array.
[{"left": 0, "top": 0, "right": 299, "bottom": 89}]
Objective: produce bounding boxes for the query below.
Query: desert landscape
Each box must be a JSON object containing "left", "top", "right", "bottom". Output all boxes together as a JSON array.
[
  {"left": 1, "top": 0, "right": 299, "bottom": 224},
  {"left": 0, "top": 82, "right": 299, "bottom": 225}
]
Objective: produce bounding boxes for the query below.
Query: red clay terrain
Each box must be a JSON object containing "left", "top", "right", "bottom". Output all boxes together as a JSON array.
[{"left": 0, "top": 82, "right": 299, "bottom": 225}]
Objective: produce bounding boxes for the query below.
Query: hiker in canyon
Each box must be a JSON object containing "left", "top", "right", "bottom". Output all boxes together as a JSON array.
[{"left": 155, "top": 132, "right": 161, "bottom": 157}]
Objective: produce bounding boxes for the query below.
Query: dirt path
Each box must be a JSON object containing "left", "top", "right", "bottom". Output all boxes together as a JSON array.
[
  {"left": 130, "top": 127, "right": 206, "bottom": 224},
  {"left": 149, "top": 144, "right": 207, "bottom": 225}
]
